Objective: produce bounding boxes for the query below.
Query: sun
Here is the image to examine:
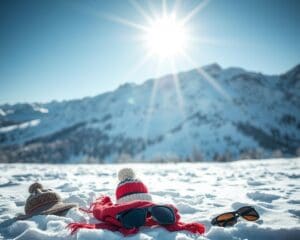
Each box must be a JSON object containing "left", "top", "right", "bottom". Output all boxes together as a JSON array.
[
  {"left": 145, "top": 14, "right": 188, "bottom": 58},
  {"left": 102, "top": 0, "right": 229, "bottom": 140},
  {"left": 104, "top": 0, "right": 212, "bottom": 61}
]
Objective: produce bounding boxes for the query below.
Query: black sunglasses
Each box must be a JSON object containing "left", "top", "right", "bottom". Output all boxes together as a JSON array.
[
  {"left": 211, "top": 206, "right": 260, "bottom": 227},
  {"left": 116, "top": 205, "right": 176, "bottom": 229}
]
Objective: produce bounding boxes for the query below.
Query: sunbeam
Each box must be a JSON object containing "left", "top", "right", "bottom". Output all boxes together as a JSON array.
[
  {"left": 171, "top": 0, "right": 182, "bottom": 15},
  {"left": 181, "top": 0, "right": 211, "bottom": 25},
  {"left": 188, "top": 36, "right": 227, "bottom": 47},
  {"left": 102, "top": 12, "right": 149, "bottom": 31},
  {"left": 142, "top": 58, "right": 163, "bottom": 141},
  {"left": 129, "top": 0, "right": 153, "bottom": 24},
  {"left": 182, "top": 52, "right": 231, "bottom": 101},
  {"left": 170, "top": 59, "right": 186, "bottom": 119},
  {"left": 162, "top": 0, "right": 168, "bottom": 16},
  {"left": 170, "top": 59, "right": 195, "bottom": 153}
]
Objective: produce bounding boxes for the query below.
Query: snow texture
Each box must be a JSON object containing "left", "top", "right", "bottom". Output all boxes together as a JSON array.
[{"left": 0, "top": 158, "right": 299, "bottom": 240}]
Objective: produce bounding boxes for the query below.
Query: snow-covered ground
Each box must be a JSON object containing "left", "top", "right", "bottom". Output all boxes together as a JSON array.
[{"left": 0, "top": 158, "right": 299, "bottom": 240}]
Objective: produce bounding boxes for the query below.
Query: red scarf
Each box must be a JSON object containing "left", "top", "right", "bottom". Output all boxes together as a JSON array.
[{"left": 68, "top": 195, "right": 205, "bottom": 236}]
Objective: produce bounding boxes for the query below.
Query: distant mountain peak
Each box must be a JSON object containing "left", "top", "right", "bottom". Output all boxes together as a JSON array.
[
  {"left": 200, "top": 63, "right": 223, "bottom": 77},
  {"left": 201, "top": 63, "right": 222, "bottom": 71},
  {"left": 280, "top": 63, "right": 300, "bottom": 88},
  {"left": 286, "top": 64, "right": 300, "bottom": 74}
]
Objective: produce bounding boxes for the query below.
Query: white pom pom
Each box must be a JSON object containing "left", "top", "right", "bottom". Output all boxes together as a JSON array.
[{"left": 118, "top": 168, "right": 135, "bottom": 182}]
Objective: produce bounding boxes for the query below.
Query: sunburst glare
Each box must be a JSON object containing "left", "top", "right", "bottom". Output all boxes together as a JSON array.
[
  {"left": 144, "top": 13, "right": 188, "bottom": 58},
  {"left": 102, "top": 0, "right": 230, "bottom": 141}
]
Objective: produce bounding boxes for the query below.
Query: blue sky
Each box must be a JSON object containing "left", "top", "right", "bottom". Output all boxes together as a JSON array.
[{"left": 0, "top": 0, "right": 299, "bottom": 104}]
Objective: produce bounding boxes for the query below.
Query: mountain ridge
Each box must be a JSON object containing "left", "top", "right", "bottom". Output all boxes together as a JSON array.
[
  {"left": 1, "top": 62, "right": 292, "bottom": 107},
  {"left": 0, "top": 63, "right": 299, "bottom": 163}
]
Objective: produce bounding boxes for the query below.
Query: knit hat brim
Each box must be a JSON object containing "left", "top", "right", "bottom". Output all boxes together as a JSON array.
[
  {"left": 116, "top": 193, "right": 152, "bottom": 204},
  {"left": 17, "top": 202, "right": 77, "bottom": 220}
]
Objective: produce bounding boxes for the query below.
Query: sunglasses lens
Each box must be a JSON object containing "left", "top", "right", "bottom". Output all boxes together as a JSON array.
[
  {"left": 237, "top": 206, "right": 259, "bottom": 221},
  {"left": 151, "top": 206, "right": 175, "bottom": 225},
  {"left": 225, "top": 218, "right": 238, "bottom": 227},
  {"left": 217, "top": 213, "right": 235, "bottom": 221},
  {"left": 243, "top": 214, "right": 259, "bottom": 221},
  {"left": 211, "top": 212, "right": 236, "bottom": 227},
  {"left": 119, "top": 209, "right": 147, "bottom": 229}
]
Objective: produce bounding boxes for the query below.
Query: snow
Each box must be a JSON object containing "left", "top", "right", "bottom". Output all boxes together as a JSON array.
[
  {"left": 31, "top": 105, "right": 49, "bottom": 114},
  {"left": 0, "top": 109, "right": 6, "bottom": 117},
  {"left": 0, "top": 158, "right": 299, "bottom": 240},
  {"left": 0, "top": 119, "right": 40, "bottom": 133}
]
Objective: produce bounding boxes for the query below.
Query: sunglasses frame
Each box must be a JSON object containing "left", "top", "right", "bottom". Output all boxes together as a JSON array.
[
  {"left": 116, "top": 205, "right": 176, "bottom": 229},
  {"left": 211, "top": 206, "right": 259, "bottom": 227}
]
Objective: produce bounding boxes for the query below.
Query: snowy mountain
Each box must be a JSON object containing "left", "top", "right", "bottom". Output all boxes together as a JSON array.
[{"left": 0, "top": 63, "right": 299, "bottom": 163}]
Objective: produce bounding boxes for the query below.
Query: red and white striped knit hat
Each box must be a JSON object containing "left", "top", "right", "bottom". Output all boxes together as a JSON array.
[{"left": 116, "top": 168, "right": 152, "bottom": 204}]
